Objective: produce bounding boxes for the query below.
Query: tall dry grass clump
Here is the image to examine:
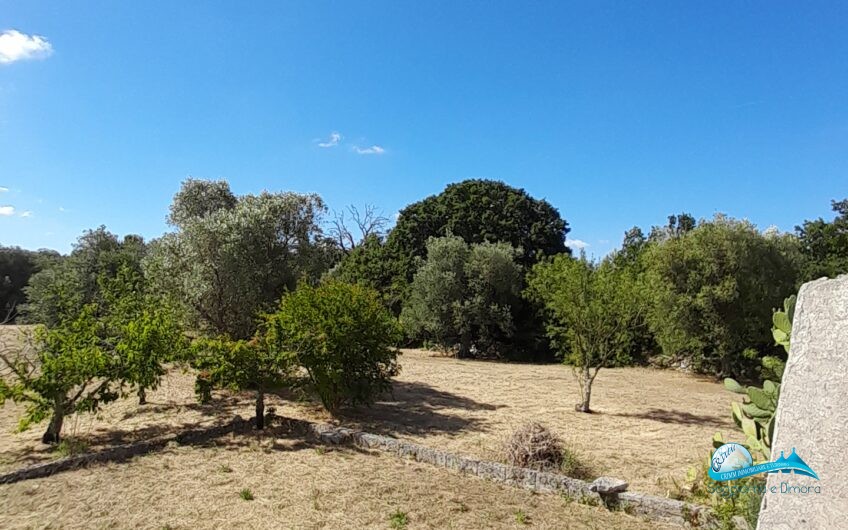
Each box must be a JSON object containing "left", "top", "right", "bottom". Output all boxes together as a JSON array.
[
  {"left": 501, "top": 422, "right": 592, "bottom": 479},
  {"left": 502, "top": 422, "right": 565, "bottom": 470}
]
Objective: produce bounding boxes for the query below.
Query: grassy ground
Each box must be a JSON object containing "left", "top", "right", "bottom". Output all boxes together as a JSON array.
[
  {"left": 0, "top": 431, "right": 676, "bottom": 529},
  {"left": 1, "top": 326, "right": 737, "bottom": 528}
]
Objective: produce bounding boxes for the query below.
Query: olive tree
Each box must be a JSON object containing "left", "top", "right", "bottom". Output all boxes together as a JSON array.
[
  {"left": 527, "top": 254, "right": 643, "bottom": 413},
  {"left": 400, "top": 236, "right": 523, "bottom": 358},
  {"left": 146, "top": 179, "right": 329, "bottom": 340}
]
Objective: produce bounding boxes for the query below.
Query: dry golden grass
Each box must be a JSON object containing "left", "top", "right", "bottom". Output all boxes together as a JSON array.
[
  {"left": 0, "top": 434, "right": 678, "bottom": 530},
  {"left": 0, "top": 333, "right": 737, "bottom": 528}
]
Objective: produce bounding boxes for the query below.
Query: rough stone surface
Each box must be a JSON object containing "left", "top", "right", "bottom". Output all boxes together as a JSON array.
[
  {"left": 589, "top": 476, "right": 629, "bottom": 494},
  {"left": 757, "top": 275, "right": 848, "bottom": 530}
]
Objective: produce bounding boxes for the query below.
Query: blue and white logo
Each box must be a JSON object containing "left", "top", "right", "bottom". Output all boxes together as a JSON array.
[{"left": 709, "top": 444, "right": 819, "bottom": 482}]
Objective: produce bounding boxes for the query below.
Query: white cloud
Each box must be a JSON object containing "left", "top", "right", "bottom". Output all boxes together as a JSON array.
[
  {"left": 318, "top": 131, "right": 341, "bottom": 148},
  {"left": 59, "top": 206, "right": 67, "bottom": 212},
  {"left": 19, "top": 210, "right": 32, "bottom": 218},
  {"left": 354, "top": 145, "right": 385, "bottom": 155},
  {"left": 0, "top": 186, "right": 8, "bottom": 193},
  {"left": 0, "top": 205, "right": 15, "bottom": 216},
  {"left": 565, "top": 238, "right": 589, "bottom": 250},
  {"left": 0, "top": 30, "right": 53, "bottom": 64}
]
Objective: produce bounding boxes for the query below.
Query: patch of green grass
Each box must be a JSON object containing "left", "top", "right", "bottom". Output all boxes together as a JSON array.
[
  {"left": 239, "top": 488, "right": 254, "bottom": 501},
  {"left": 560, "top": 447, "right": 594, "bottom": 480},
  {"left": 514, "top": 508, "right": 530, "bottom": 525},
  {"left": 218, "top": 464, "right": 233, "bottom": 473},
  {"left": 54, "top": 438, "right": 88, "bottom": 458},
  {"left": 578, "top": 493, "right": 600, "bottom": 507},
  {"left": 389, "top": 509, "right": 409, "bottom": 529}
]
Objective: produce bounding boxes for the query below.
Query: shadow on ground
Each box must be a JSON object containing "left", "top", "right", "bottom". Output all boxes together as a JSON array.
[
  {"left": 612, "top": 408, "right": 727, "bottom": 428},
  {"left": 336, "top": 380, "right": 503, "bottom": 438}
]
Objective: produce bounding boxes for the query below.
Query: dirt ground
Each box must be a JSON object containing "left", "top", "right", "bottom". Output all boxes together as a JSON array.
[
  {"left": 1, "top": 330, "right": 738, "bottom": 528},
  {"left": 0, "top": 432, "right": 676, "bottom": 530}
]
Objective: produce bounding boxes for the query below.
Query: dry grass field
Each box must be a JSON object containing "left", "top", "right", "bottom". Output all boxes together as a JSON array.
[
  {"left": 1, "top": 326, "right": 737, "bottom": 528},
  {"left": 0, "top": 436, "right": 676, "bottom": 530}
]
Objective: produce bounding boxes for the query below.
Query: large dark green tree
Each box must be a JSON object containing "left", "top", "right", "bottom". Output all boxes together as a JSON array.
[
  {"left": 0, "top": 247, "right": 60, "bottom": 322},
  {"left": 796, "top": 198, "right": 848, "bottom": 280},
  {"left": 387, "top": 179, "right": 570, "bottom": 284},
  {"left": 643, "top": 215, "right": 799, "bottom": 377}
]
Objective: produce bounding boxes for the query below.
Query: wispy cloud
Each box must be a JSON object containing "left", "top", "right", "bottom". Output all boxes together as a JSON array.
[
  {"left": 0, "top": 205, "right": 15, "bottom": 216},
  {"left": 0, "top": 30, "right": 53, "bottom": 64},
  {"left": 317, "top": 131, "right": 341, "bottom": 148},
  {"left": 0, "top": 186, "right": 8, "bottom": 193},
  {"left": 19, "top": 210, "right": 32, "bottom": 218},
  {"left": 565, "top": 238, "right": 589, "bottom": 250},
  {"left": 59, "top": 206, "right": 68, "bottom": 212},
  {"left": 354, "top": 145, "right": 385, "bottom": 155}
]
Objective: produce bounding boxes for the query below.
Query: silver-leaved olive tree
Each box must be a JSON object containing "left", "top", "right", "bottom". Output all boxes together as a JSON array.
[{"left": 145, "top": 179, "right": 336, "bottom": 340}]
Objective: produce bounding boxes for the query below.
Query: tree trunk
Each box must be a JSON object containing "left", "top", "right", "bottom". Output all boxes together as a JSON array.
[
  {"left": 457, "top": 331, "right": 472, "bottom": 359},
  {"left": 255, "top": 390, "right": 265, "bottom": 430},
  {"left": 575, "top": 366, "right": 593, "bottom": 413},
  {"left": 42, "top": 404, "right": 65, "bottom": 445},
  {"left": 138, "top": 388, "right": 147, "bottom": 405}
]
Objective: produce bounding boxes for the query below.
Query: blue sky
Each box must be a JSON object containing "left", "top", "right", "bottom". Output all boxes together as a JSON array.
[{"left": 1, "top": 1, "right": 846, "bottom": 255}]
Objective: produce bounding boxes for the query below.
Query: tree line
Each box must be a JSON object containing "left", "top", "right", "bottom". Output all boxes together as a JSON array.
[{"left": 1, "top": 178, "right": 846, "bottom": 439}]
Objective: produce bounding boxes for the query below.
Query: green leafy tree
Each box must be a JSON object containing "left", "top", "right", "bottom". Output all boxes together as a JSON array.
[
  {"left": 527, "top": 253, "right": 644, "bottom": 413},
  {"left": 2, "top": 228, "right": 184, "bottom": 443},
  {"left": 387, "top": 179, "right": 569, "bottom": 282},
  {"left": 145, "top": 179, "right": 329, "bottom": 340},
  {"left": 796, "top": 198, "right": 848, "bottom": 280},
  {"left": 400, "top": 236, "right": 523, "bottom": 358},
  {"left": 190, "top": 335, "right": 291, "bottom": 429},
  {"left": 0, "top": 299, "right": 185, "bottom": 444},
  {"left": 265, "top": 281, "right": 401, "bottom": 413},
  {"left": 643, "top": 215, "right": 799, "bottom": 377},
  {"left": 326, "top": 234, "right": 407, "bottom": 312},
  {"left": 23, "top": 227, "right": 146, "bottom": 326},
  {"left": 0, "top": 247, "right": 61, "bottom": 322}
]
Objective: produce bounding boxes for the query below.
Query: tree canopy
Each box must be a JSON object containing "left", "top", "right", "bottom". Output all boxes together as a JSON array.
[
  {"left": 796, "top": 198, "right": 848, "bottom": 280},
  {"left": 146, "top": 179, "right": 330, "bottom": 340},
  {"left": 387, "top": 179, "right": 570, "bottom": 279},
  {"left": 643, "top": 215, "right": 799, "bottom": 377}
]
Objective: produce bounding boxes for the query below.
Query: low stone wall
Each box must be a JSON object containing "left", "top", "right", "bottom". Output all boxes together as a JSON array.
[
  {"left": 0, "top": 413, "right": 721, "bottom": 528},
  {"left": 281, "top": 416, "right": 719, "bottom": 528}
]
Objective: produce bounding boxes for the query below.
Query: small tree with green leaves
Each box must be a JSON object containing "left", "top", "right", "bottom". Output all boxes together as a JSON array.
[
  {"left": 0, "top": 300, "right": 184, "bottom": 444},
  {"left": 190, "top": 335, "right": 291, "bottom": 429},
  {"left": 265, "top": 281, "right": 401, "bottom": 413},
  {"left": 1, "top": 228, "right": 185, "bottom": 444},
  {"left": 527, "top": 254, "right": 644, "bottom": 413}
]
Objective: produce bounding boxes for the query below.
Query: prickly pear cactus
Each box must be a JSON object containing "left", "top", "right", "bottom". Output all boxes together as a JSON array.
[
  {"left": 717, "top": 295, "right": 794, "bottom": 459},
  {"left": 771, "top": 294, "right": 795, "bottom": 353}
]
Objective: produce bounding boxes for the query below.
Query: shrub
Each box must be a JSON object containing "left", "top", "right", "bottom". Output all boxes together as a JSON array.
[
  {"left": 389, "top": 509, "right": 409, "bottom": 529},
  {"left": 190, "top": 335, "right": 291, "bottom": 429},
  {"left": 265, "top": 281, "right": 401, "bottom": 413}
]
